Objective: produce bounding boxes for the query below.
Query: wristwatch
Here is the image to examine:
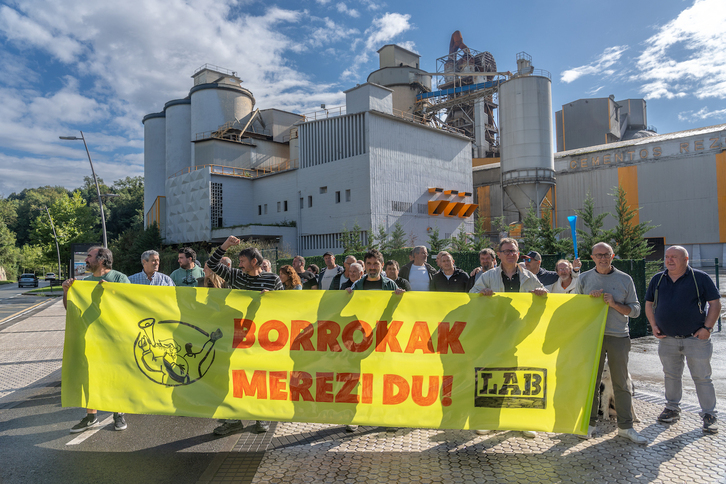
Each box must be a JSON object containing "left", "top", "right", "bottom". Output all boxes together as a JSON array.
[{"left": 703, "top": 326, "right": 714, "bottom": 333}]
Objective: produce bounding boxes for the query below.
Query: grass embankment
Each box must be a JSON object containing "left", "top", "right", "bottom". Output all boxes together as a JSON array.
[{"left": 25, "top": 286, "right": 63, "bottom": 297}]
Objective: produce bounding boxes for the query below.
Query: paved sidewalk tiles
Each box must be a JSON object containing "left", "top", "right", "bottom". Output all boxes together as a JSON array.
[{"left": 206, "top": 397, "right": 725, "bottom": 483}]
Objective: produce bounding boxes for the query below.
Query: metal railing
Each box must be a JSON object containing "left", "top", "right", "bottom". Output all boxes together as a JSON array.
[
  {"left": 300, "top": 105, "right": 347, "bottom": 121},
  {"left": 193, "top": 63, "right": 237, "bottom": 77},
  {"left": 168, "top": 160, "right": 299, "bottom": 180}
]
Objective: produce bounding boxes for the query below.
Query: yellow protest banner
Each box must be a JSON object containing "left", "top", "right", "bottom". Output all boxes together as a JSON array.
[{"left": 62, "top": 281, "right": 608, "bottom": 434}]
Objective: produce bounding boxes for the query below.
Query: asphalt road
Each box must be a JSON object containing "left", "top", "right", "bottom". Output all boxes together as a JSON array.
[
  {"left": 0, "top": 390, "right": 242, "bottom": 484},
  {"left": 0, "top": 280, "right": 58, "bottom": 327}
]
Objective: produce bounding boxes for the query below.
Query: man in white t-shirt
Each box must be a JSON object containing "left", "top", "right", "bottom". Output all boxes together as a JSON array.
[
  {"left": 399, "top": 246, "right": 436, "bottom": 291},
  {"left": 317, "top": 252, "right": 344, "bottom": 290}
]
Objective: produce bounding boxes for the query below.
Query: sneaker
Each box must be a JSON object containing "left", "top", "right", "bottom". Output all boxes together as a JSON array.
[
  {"left": 657, "top": 408, "right": 681, "bottom": 423},
  {"left": 617, "top": 427, "right": 648, "bottom": 444},
  {"left": 213, "top": 420, "right": 244, "bottom": 436},
  {"left": 70, "top": 413, "right": 98, "bottom": 434},
  {"left": 577, "top": 425, "right": 596, "bottom": 440},
  {"left": 521, "top": 430, "right": 536, "bottom": 438},
  {"left": 113, "top": 412, "right": 127, "bottom": 431},
  {"left": 703, "top": 414, "right": 718, "bottom": 434},
  {"left": 253, "top": 420, "right": 270, "bottom": 433},
  {"left": 475, "top": 429, "right": 491, "bottom": 435},
  {"left": 345, "top": 425, "right": 358, "bottom": 432}
]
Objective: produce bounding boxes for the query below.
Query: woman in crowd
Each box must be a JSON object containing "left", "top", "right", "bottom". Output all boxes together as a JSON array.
[
  {"left": 199, "top": 261, "right": 226, "bottom": 288},
  {"left": 278, "top": 265, "right": 302, "bottom": 290}
]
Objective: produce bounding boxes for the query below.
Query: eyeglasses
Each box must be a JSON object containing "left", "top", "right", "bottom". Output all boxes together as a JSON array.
[
  {"left": 498, "top": 250, "right": 518, "bottom": 255},
  {"left": 523, "top": 257, "right": 531, "bottom": 262},
  {"left": 592, "top": 253, "right": 612, "bottom": 259}
]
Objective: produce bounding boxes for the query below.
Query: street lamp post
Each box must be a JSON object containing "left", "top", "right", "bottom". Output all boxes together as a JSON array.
[
  {"left": 59, "top": 131, "right": 108, "bottom": 248},
  {"left": 39, "top": 206, "right": 63, "bottom": 279}
]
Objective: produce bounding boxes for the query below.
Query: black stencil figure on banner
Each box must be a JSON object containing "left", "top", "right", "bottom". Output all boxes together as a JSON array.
[{"left": 134, "top": 318, "right": 223, "bottom": 386}]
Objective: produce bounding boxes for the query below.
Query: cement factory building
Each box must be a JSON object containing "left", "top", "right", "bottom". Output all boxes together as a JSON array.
[
  {"left": 143, "top": 35, "right": 726, "bottom": 264},
  {"left": 143, "top": 50, "right": 475, "bottom": 256}
]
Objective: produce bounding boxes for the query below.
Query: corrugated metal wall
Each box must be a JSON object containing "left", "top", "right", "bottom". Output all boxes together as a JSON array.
[{"left": 299, "top": 113, "right": 366, "bottom": 168}]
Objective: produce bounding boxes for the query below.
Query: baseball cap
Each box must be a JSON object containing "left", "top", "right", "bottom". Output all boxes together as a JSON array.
[{"left": 525, "top": 251, "right": 542, "bottom": 261}]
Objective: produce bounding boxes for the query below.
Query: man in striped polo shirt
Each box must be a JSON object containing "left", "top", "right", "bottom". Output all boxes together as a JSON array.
[{"left": 208, "top": 235, "right": 284, "bottom": 436}]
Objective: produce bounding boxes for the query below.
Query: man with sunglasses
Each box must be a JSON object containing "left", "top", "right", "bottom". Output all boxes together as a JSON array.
[
  {"left": 645, "top": 246, "right": 720, "bottom": 434},
  {"left": 577, "top": 242, "right": 646, "bottom": 444}
]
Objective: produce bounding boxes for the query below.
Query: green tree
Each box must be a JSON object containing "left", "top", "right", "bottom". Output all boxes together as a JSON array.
[
  {"left": 492, "top": 216, "right": 508, "bottom": 237},
  {"left": 0, "top": 222, "right": 21, "bottom": 280},
  {"left": 574, "top": 191, "right": 614, "bottom": 256},
  {"left": 29, "top": 191, "right": 98, "bottom": 266},
  {"left": 340, "top": 222, "right": 367, "bottom": 253},
  {"left": 388, "top": 222, "right": 407, "bottom": 249},
  {"left": 470, "top": 216, "right": 492, "bottom": 251},
  {"left": 105, "top": 176, "right": 144, "bottom": 239},
  {"left": 610, "top": 185, "right": 657, "bottom": 259},
  {"left": 520, "top": 206, "right": 542, "bottom": 254},
  {"left": 368, "top": 224, "right": 389, "bottom": 251},
  {"left": 450, "top": 230, "right": 472, "bottom": 252},
  {"left": 19, "top": 244, "right": 46, "bottom": 275},
  {"left": 8, "top": 186, "right": 68, "bottom": 246},
  {"left": 0, "top": 196, "right": 18, "bottom": 227},
  {"left": 538, "top": 208, "right": 570, "bottom": 255},
  {"left": 427, "top": 226, "right": 449, "bottom": 253}
]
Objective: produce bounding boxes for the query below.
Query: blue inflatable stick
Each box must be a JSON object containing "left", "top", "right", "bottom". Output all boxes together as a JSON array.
[{"left": 568, "top": 215, "right": 578, "bottom": 259}]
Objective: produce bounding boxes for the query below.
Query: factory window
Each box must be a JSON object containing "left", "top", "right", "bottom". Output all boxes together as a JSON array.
[
  {"left": 211, "top": 182, "right": 223, "bottom": 228},
  {"left": 345, "top": 189, "right": 351, "bottom": 202},
  {"left": 335, "top": 191, "right": 341, "bottom": 203},
  {"left": 320, "top": 186, "right": 327, "bottom": 194},
  {"left": 258, "top": 205, "right": 262, "bottom": 216},
  {"left": 284, "top": 200, "right": 288, "bottom": 212},
  {"left": 264, "top": 204, "right": 268, "bottom": 214},
  {"left": 418, "top": 204, "right": 428, "bottom": 214},
  {"left": 308, "top": 196, "right": 313, "bottom": 208},
  {"left": 300, "top": 197, "right": 304, "bottom": 209},
  {"left": 392, "top": 201, "right": 412, "bottom": 213},
  {"left": 277, "top": 202, "right": 281, "bottom": 213}
]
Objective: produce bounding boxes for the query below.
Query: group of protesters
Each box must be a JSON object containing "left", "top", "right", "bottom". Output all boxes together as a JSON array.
[{"left": 61, "top": 234, "right": 719, "bottom": 442}]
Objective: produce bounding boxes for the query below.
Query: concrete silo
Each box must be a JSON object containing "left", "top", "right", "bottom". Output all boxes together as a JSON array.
[
  {"left": 164, "top": 98, "right": 191, "bottom": 177},
  {"left": 142, "top": 112, "right": 166, "bottom": 226},
  {"left": 189, "top": 65, "right": 255, "bottom": 165},
  {"left": 498, "top": 52, "right": 555, "bottom": 219}
]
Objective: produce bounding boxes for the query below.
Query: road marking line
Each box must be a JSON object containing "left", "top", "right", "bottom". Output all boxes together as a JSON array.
[
  {"left": 66, "top": 415, "right": 114, "bottom": 445},
  {"left": 0, "top": 300, "right": 51, "bottom": 324}
]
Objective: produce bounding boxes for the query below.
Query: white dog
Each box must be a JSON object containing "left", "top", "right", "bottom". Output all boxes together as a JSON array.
[{"left": 599, "top": 363, "right": 640, "bottom": 423}]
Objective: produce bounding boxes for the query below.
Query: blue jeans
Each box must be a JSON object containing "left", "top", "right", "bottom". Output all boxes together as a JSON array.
[{"left": 658, "top": 336, "right": 717, "bottom": 417}]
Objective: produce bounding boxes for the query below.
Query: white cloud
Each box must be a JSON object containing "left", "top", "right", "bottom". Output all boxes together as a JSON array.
[
  {"left": 364, "top": 12, "right": 411, "bottom": 51},
  {"left": 336, "top": 3, "right": 360, "bottom": 17},
  {"left": 341, "top": 12, "right": 412, "bottom": 80},
  {"left": 308, "top": 17, "right": 359, "bottom": 48},
  {"left": 395, "top": 41, "right": 418, "bottom": 54},
  {"left": 677, "top": 106, "right": 726, "bottom": 122},
  {"left": 357, "top": 0, "right": 382, "bottom": 11},
  {"left": 635, "top": 0, "right": 726, "bottom": 100},
  {"left": 560, "top": 46, "right": 628, "bottom": 83},
  {"left": 0, "top": 5, "right": 83, "bottom": 63}
]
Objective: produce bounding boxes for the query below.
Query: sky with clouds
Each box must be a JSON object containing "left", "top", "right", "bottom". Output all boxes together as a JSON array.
[{"left": 0, "top": 0, "right": 724, "bottom": 196}]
